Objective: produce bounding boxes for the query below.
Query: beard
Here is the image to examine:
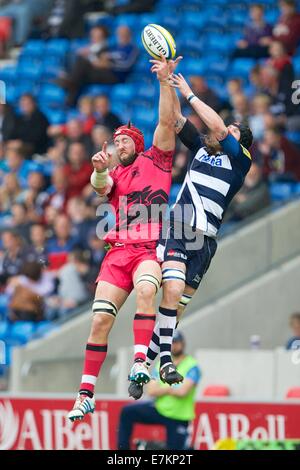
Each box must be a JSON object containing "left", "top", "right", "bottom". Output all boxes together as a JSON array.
[
  {"left": 118, "top": 152, "right": 137, "bottom": 167},
  {"left": 172, "top": 348, "right": 184, "bottom": 358}
]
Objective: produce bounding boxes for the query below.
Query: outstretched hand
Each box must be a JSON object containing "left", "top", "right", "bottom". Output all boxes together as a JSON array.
[
  {"left": 169, "top": 73, "right": 193, "bottom": 99},
  {"left": 91, "top": 141, "right": 112, "bottom": 172},
  {"left": 150, "top": 54, "right": 170, "bottom": 82}
]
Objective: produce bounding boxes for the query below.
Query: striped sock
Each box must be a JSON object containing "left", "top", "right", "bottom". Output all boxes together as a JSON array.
[
  {"left": 79, "top": 343, "right": 107, "bottom": 397},
  {"left": 159, "top": 306, "right": 177, "bottom": 368},
  {"left": 146, "top": 321, "right": 160, "bottom": 367},
  {"left": 133, "top": 313, "right": 156, "bottom": 362}
]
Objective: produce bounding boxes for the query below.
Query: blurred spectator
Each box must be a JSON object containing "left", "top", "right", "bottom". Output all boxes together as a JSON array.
[
  {"left": 0, "top": 229, "right": 37, "bottom": 286},
  {"left": 76, "top": 25, "right": 109, "bottom": 62},
  {"left": 88, "top": 234, "right": 106, "bottom": 268},
  {"left": 46, "top": 135, "right": 67, "bottom": 167},
  {"left": 64, "top": 142, "right": 91, "bottom": 198},
  {"left": 39, "top": 0, "right": 86, "bottom": 39},
  {"left": 77, "top": 96, "right": 96, "bottom": 134},
  {"left": 30, "top": 223, "right": 49, "bottom": 266},
  {"left": 67, "top": 197, "right": 95, "bottom": 248},
  {"left": 118, "top": 331, "right": 200, "bottom": 450},
  {"left": 187, "top": 76, "right": 221, "bottom": 113},
  {"left": 224, "top": 163, "right": 270, "bottom": 222},
  {"left": 233, "top": 4, "right": 272, "bottom": 59},
  {"left": 7, "top": 260, "right": 54, "bottom": 322},
  {"left": 249, "top": 94, "right": 271, "bottom": 140},
  {"left": 0, "top": 104, "right": 17, "bottom": 144},
  {"left": 261, "top": 65, "right": 299, "bottom": 128},
  {"left": 230, "top": 93, "right": 250, "bottom": 123},
  {"left": 286, "top": 312, "right": 300, "bottom": 349},
  {"left": 107, "top": 0, "right": 157, "bottom": 15},
  {"left": 44, "top": 167, "right": 69, "bottom": 213},
  {"left": 48, "top": 250, "right": 92, "bottom": 319},
  {"left": 248, "top": 64, "right": 265, "bottom": 97},
  {"left": 46, "top": 214, "right": 78, "bottom": 271},
  {"left": 91, "top": 125, "right": 112, "bottom": 155},
  {"left": 0, "top": 142, "right": 42, "bottom": 189},
  {"left": 172, "top": 151, "right": 188, "bottom": 184},
  {"left": 19, "top": 171, "right": 48, "bottom": 221},
  {"left": 64, "top": 118, "right": 93, "bottom": 155},
  {"left": 14, "top": 94, "right": 49, "bottom": 155},
  {"left": 10, "top": 202, "right": 32, "bottom": 242},
  {"left": 258, "top": 126, "right": 300, "bottom": 181},
  {"left": 268, "top": 40, "right": 294, "bottom": 90},
  {"left": 59, "top": 25, "right": 138, "bottom": 105},
  {"left": 94, "top": 95, "right": 122, "bottom": 132},
  {"left": 272, "top": 0, "right": 300, "bottom": 55},
  {"left": 227, "top": 78, "right": 244, "bottom": 99},
  {"left": 0, "top": 0, "right": 51, "bottom": 45},
  {"left": 0, "top": 173, "right": 22, "bottom": 214}
]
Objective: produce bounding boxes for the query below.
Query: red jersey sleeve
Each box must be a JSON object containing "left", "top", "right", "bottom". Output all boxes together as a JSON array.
[{"left": 143, "top": 145, "right": 174, "bottom": 172}]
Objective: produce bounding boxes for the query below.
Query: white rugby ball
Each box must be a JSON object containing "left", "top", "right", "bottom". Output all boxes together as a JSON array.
[{"left": 142, "top": 24, "right": 176, "bottom": 60}]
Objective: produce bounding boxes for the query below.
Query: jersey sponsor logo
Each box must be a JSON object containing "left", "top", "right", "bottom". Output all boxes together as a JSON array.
[
  {"left": 194, "top": 148, "right": 232, "bottom": 169},
  {"left": 167, "top": 250, "right": 187, "bottom": 260}
]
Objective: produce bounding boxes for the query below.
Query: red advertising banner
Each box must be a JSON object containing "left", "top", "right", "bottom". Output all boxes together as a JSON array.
[{"left": 0, "top": 396, "right": 300, "bottom": 450}]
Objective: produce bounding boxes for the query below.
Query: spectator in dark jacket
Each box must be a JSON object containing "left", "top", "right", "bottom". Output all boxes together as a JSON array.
[
  {"left": 94, "top": 95, "right": 122, "bottom": 132},
  {"left": 0, "top": 104, "right": 17, "bottom": 144},
  {"left": 233, "top": 4, "right": 273, "bottom": 58},
  {"left": 14, "top": 94, "right": 49, "bottom": 156}
]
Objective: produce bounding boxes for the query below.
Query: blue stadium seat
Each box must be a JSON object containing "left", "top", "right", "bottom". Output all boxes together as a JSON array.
[
  {"left": 10, "top": 321, "right": 35, "bottom": 341},
  {"left": 14, "top": 81, "right": 39, "bottom": 99},
  {"left": 43, "top": 108, "right": 67, "bottom": 125},
  {"left": 293, "top": 57, "right": 300, "bottom": 76},
  {"left": 230, "top": 58, "right": 256, "bottom": 79},
  {"left": 0, "top": 65, "right": 18, "bottom": 81},
  {"left": 182, "top": 11, "right": 206, "bottom": 30},
  {"left": 206, "top": 35, "right": 234, "bottom": 53},
  {"left": 39, "top": 84, "right": 66, "bottom": 107},
  {"left": 17, "top": 59, "right": 43, "bottom": 80},
  {"left": 2, "top": 337, "right": 27, "bottom": 367},
  {"left": 110, "top": 83, "right": 136, "bottom": 103},
  {"left": 81, "top": 84, "right": 112, "bottom": 97},
  {"left": 133, "top": 106, "right": 158, "bottom": 127},
  {"left": 45, "top": 39, "right": 70, "bottom": 57},
  {"left": 286, "top": 131, "right": 300, "bottom": 146},
  {"left": 269, "top": 182, "right": 295, "bottom": 202},
  {"left": 179, "top": 58, "right": 207, "bottom": 76},
  {"left": 21, "top": 39, "right": 45, "bottom": 58},
  {"left": 0, "top": 295, "right": 9, "bottom": 320},
  {"left": 114, "top": 14, "right": 140, "bottom": 29},
  {"left": 33, "top": 321, "right": 58, "bottom": 338},
  {"left": 5, "top": 85, "right": 17, "bottom": 104},
  {"left": 294, "top": 183, "right": 300, "bottom": 196},
  {"left": 0, "top": 320, "right": 9, "bottom": 338}
]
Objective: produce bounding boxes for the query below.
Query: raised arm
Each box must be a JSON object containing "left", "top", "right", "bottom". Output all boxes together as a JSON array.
[
  {"left": 90, "top": 141, "right": 114, "bottom": 196},
  {"left": 151, "top": 55, "right": 175, "bottom": 151},
  {"left": 171, "top": 73, "right": 228, "bottom": 141}
]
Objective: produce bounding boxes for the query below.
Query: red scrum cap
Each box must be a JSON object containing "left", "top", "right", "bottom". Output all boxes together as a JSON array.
[{"left": 113, "top": 122, "right": 145, "bottom": 154}]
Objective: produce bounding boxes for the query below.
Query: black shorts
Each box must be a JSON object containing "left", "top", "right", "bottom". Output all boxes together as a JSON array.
[{"left": 157, "top": 222, "right": 217, "bottom": 290}]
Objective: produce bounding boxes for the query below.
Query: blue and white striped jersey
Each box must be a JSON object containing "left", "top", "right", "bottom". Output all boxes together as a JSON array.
[{"left": 172, "top": 120, "right": 252, "bottom": 237}]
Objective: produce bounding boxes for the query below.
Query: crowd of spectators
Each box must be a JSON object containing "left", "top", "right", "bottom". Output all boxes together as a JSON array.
[{"left": 0, "top": 0, "right": 299, "bottom": 323}]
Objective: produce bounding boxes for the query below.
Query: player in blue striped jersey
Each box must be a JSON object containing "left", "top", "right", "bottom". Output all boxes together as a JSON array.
[{"left": 144, "top": 72, "right": 254, "bottom": 389}]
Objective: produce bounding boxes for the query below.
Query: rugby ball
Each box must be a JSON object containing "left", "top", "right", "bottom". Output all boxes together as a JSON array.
[{"left": 142, "top": 24, "right": 176, "bottom": 60}]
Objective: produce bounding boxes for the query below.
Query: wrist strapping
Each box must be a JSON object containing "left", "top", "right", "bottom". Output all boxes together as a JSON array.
[
  {"left": 187, "top": 93, "right": 197, "bottom": 103},
  {"left": 90, "top": 168, "right": 108, "bottom": 188}
]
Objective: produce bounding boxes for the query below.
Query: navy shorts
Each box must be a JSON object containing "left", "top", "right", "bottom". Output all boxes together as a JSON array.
[{"left": 157, "top": 222, "right": 217, "bottom": 290}]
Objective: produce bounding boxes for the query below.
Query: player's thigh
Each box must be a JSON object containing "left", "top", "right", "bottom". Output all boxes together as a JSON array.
[{"left": 94, "top": 281, "right": 129, "bottom": 311}]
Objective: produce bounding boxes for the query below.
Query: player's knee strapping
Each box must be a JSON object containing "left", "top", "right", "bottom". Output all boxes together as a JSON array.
[
  {"left": 162, "top": 267, "right": 186, "bottom": 284},
  {"left": 92, "top": 299, "right": 118, "bottom": 318},
  {"left": 179, "top": 293, "right": 192, "bottom": 309},
  {"left": 135, "top": 274, "right": 160, "bottom": 294}
]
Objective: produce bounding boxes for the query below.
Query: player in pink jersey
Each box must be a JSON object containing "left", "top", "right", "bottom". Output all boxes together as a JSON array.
[{"left": 68, "top": 55, "right": 180, "bottom": 422}]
